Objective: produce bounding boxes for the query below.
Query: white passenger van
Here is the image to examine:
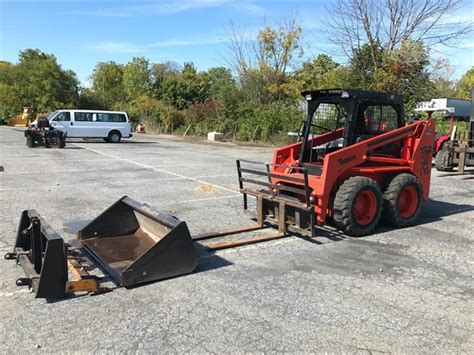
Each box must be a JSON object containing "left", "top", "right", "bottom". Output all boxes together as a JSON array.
[{"left": 47, "top": 109, "right": 132, "bottom": 143}]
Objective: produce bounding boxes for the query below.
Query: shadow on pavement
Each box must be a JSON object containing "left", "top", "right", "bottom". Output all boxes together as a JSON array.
[
  {"left": 418, "top": 199, "right": 474, "bottom": 224},
  {"left": 289, "top": 198, "right": 474, "bottom": 245},
  {"left": 438, "top": 170, "right": 474, "bottom": 177},
  {"left": 67, "top": 139, "right": 158, "bottom": 145},
  {"left": 49, "top": 197, "right": 473, "bottom": 302}
]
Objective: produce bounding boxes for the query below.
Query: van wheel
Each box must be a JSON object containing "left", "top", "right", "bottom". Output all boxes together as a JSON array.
[
  {"left": 103, "top": 138, "right": 109, "bottom": 143},
  {"left": 108, "top": 131, "right": 121, "bottom": 143}
]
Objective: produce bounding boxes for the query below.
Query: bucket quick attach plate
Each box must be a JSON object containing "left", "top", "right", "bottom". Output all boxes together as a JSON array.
[
  {"left": 4, "top": 210, "right": 68, "bottom": 298},
  {"left": 4, "top": 210, "right": 106, "bottom": 298},
  {"left": 78, "top": 196, "right": 199, "bottom": 287}
]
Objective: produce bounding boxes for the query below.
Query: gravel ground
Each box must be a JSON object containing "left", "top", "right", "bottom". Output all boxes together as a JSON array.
[{"left": 0, "top": 126, "right": 473, "bottom": 353}]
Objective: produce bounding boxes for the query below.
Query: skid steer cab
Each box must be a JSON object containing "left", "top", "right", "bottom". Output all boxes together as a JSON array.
[{"left": 238, "top": 89, "right": 436, "bottom": 237}]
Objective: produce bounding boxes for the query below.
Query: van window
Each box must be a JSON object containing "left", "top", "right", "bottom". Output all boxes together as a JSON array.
[
  {"left": 74, "top": 112, "right": 94, "bottom": 121},
  {"left": 97, "top": 113, "right": 127, "bottom": 122},
  {"left": 52, "top": 112, "right": 71, "bottom": 122},
  {"left": 74, "top": 112, "right": 126, "bottom": 123}
]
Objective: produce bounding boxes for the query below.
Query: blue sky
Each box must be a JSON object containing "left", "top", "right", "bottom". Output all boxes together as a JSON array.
[{"left": 1, "top": 0, "right": 472, "bottom": 86}]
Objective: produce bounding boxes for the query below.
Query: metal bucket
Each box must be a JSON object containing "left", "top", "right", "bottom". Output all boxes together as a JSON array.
[{"left": 78, "top": 196, "right": 199, "bottom": 287}]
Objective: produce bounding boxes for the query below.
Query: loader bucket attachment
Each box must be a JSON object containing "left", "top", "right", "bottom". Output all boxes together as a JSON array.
[
  {"left": 4, "top": 210, "right": 68, "bottom": 298},
  {"left": 78, "top": 196, "right": 199, "bottom": 287}
]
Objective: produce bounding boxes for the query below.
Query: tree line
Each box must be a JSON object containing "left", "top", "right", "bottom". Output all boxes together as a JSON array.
[{"left": 1, "top": 0, "right": 472, "bottom": 142}]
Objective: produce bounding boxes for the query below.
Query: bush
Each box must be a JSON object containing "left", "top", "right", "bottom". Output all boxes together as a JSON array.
[
  {"left": 231, "top": 101, "right": 303, "bottom": 142},
  {"left": 184, "top": 101, "right": 221, "bottom": 136}
]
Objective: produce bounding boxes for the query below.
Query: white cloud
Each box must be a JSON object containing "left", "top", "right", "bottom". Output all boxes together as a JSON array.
[
  {"left": 85, "top": 41, "right": 150, "bottom": 53},
  {"left": 147, "top": 36, "right": 227, "bottom": 47},
  {"left": 229, "top": 1, "right": 265, "bottom": 16},
  {"left": 70, "top": 0, "right": 263, "bottom": 17},
  {"left": 84, "top": 35, "right": 229, "bottom": 53}
]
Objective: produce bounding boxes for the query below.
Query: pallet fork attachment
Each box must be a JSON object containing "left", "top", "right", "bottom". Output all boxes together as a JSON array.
[{"left": 192, "top": 160, "right": 316, "bottom": 250}]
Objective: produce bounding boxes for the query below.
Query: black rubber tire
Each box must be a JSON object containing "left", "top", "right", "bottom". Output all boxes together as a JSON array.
[
  {"left": 333, "top": 176, "right": 382, "bottom": 236},
  {"left": 58, "top": 136, "right": 66, "bottom": 148},
  {"left": 382, "top": 174, "right": 423, "bottom": 227},
  {"left": 108, "top": 130, "right": 121, "bottom": 143},
  {"left": 26, "top": 136, "right": 34, "bottom": 148},
  {"left": 435, "top": 147, "right": 454, "bottom": 171},
  {"left": 103, "top": 137, "right": 109, "bottom": 143}
]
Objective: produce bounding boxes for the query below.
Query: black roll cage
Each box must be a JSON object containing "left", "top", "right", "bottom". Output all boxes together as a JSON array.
[{"left": 298, "top": 89, "right": 404, "bottom": 163}]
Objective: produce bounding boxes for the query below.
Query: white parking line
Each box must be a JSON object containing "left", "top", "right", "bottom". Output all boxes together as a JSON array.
[
  {"left": 166, "top": 194, "right": 242, "bottom": 205},
  {"left": 0, "top": 167, "right": 129, "bottom": 175},
  {"left": 0, "top": 173, "right": 237, "bottom": 192},
  {"left": 70, "top": 143, "right": 241, "bottom": 195}
]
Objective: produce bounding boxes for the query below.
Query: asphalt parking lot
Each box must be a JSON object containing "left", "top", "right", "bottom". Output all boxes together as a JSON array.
[{"left": 0, "top": 126, "right": 473, "bottom": 353}]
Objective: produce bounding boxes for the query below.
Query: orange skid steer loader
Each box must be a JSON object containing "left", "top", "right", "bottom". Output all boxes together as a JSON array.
[
  {"left": 234, "top": 89, "right": 436, "bottom": 238},
  {"left": 5, "top": 89, "right": 436, "bottom": 298},
  {"left": 195, "top": 89, "right": 435, "bottom": 248}
]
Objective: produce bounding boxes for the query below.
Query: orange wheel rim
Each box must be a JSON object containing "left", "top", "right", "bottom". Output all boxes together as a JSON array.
[
  {"left": 353, "top": 190, "right": 377, "bottom": 225},
  {"left": 398, "top": 186, "right": 418, "bottom": 218}
]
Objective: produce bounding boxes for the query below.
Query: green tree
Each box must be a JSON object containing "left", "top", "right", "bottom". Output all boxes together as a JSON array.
[
  {"left": 161, "top": 63, "right": 209, "bottom": 109},
  {"left": 90, "top": 61, "right": 126, "bottom": 108},
  {"left": 296, "top": 54, "right": 340, "bottom": 90},
  {"left": 433, "top": 78, "right": 459, "bottom": 98},
  {"left": 349, "top": 43, "right": 384, "bottom": 90},
  {"left": 206, "top": 67, "right": 239, "bottom": 113},
  {"left": 127, "top": 95, "right": 180, "bottom": 131},
  {"left": 123, "top": 57, "right": 152, "bottom": 101},
  {"left": 78, "top": 88, "right": 108, "bottom": 110},
  {"left": 13, "top": 49, "right": 79, "bottom": 112},
  {"left": 374, "top": 40, "right": 434, "bottom": 103},
  {"left": 346, "top": 40, "right": 434, "bottom": 105},
  {"left": 0, "top": 61, "right": 19, "bottom": 118},
  {"left": 151, "top": 61, "right": 180, "bottom": 98},
  {"left": 457, "top": 68, "right": 474, "bottom": 100},
  {"left": 228, "top": 17, "right": 303, "bottom": 104}
]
